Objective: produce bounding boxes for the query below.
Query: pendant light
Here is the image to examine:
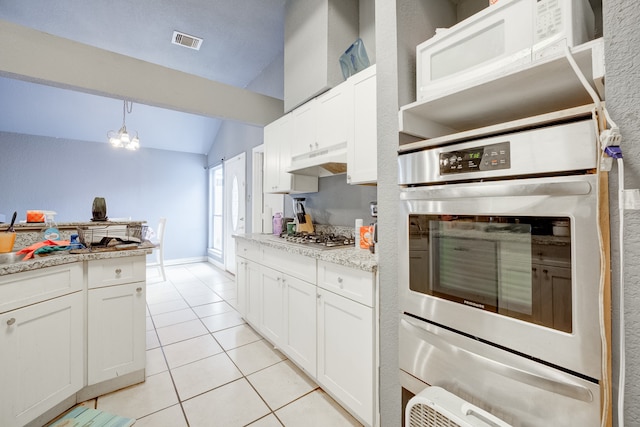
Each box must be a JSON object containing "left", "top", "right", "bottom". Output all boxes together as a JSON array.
[{"left": 108, "top": 100, "right": 140, "bottom": 150}]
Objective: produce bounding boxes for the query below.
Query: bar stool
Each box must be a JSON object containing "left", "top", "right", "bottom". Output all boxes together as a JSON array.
[{"left": 147, "top": 217, "right": 166, "bottom": 281}]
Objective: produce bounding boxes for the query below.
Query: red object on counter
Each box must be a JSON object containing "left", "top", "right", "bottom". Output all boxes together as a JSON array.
[
  {"left": 26, "top": 210, "right": 45, "bottom": 223},
  {"left": 16, "top": 240, "right": 71, "bottom": 260}
]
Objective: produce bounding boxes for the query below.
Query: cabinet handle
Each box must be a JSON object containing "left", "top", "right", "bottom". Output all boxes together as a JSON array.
[
  {"left": 6, "top": 318, "right": 15, "bottom": 326},
  {"left": 136, "top": 287, "right": 143, "bottom": 293},
  {"left": 315, "top": 142, "right": 319, "bottom": 149},
  {"left": 115, "top": 268, "right": 122, "bottom": 275},
  {"left": 347, "top": 175, "right": 351, "bottom": 182},
  {"left": 309, "top": 143, "right": 313, "bottom": 150},
  {"left": 543, "top": 269, "right": 549, "bottom": 279},
  {"left": 337, "top": 277, "right": 343, "bottom": 283}
]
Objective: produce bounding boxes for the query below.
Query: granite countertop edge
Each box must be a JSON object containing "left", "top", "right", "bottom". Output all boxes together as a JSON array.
[
  {"left": 234, "top": 234, "right": 378, "bottom": 273},
  {"left": 0, "top": 248, "right": 153, "bottom": 276},
  {"left": 0, "top": 220, "right": 145, "bottom": 232}
]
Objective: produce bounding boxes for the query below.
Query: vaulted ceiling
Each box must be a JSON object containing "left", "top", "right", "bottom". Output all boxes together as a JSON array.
[{"left": 0, "top": 0, "right": 286, "bottom": 154}]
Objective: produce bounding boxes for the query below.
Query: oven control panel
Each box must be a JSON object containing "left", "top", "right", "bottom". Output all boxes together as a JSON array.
[{"left": 439, "top": 142, "right": 510, "bottom": 175}]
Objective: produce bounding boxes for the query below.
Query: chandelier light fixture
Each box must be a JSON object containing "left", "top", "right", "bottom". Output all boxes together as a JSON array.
[{"left": 108, "top": 100, "right": 140, "bottom": 150}]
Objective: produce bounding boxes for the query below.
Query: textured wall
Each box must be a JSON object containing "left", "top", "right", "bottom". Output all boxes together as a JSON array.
[
  {"left": 376, "top": 0, "right": 401, "bottom": 423},
  {"left": 0, "top": 132, "right": 208, "bottom": 262},
  {"left": 376, "top": 1, "right": 456, "bottom": 425},
  {"left": 604, "top": 1, "right": 640, "bottom": 425},
  {"left": 282, "top": 175, "right": 377, "bottom": 227}
]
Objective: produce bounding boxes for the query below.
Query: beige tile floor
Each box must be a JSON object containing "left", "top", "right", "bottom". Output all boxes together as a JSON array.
[{"left": 83, "top": 262, "right": 363, "bottom": 427}]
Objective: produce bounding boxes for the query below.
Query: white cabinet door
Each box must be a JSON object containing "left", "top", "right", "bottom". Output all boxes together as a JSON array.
[
  {"left": 291, "top": 99, "right": 317, "bottom": 158},
  {"left": 87, "top": 282, "right": 146, "bottom": 385},
  {"left": 264, "top": 113, "right": 296, "bottom": 193},
  {"left": 245, "top": 260, "right": 262, "bottom": 327},
  {"left": 236, "top": 258, "right": 248, "bottom": 317},
  {"left": 317, "top": 288, "right": 374, "bottom": 426},
  {"left": 0, "top": 292, "right": 83, "bottom": 427},
  {"left": 284, "top": 274, "right": 317, "bottom": 376},
  {"left": 264, "top": 113, "right": 317, "bottom": 194},
  {"left": 316, "top": 84, "right": 350, "bottom": 150},
  {"left": 260, "top": 266, "right": 286, "bottom": 347},
  {"left": 347, "top": 65, "right": 377, "bottom": 185}
]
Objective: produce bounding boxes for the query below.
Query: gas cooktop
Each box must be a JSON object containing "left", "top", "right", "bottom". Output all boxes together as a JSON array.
[{"left": 279, "top": 232, "right": 355, "bottom": 249}]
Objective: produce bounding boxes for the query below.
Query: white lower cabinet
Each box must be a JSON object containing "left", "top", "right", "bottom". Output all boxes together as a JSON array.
[
  {"left": 283, "top": 274, "right": 317, "bottom": 376},
  {"left": 0, "top": 291, "right": 84, "bottom": 427},
  {"left": 87, "top": 282, "right": 146, "bottom": 385},
  {"left": 245, "top": 261, "right": 262, "bottom": 326},
  {"left": 0, "top": 254, "right": 147, "bottom": 427},
  {"left": 317, "top": 287, "right": 374, "bottom": 427},
  {"left": 260, "top": 265, "right": 286, "bottom": 346},
  {"left": 260, "top": 265, "right": 317, "bottom": 376},
  {"left": 234, "top": 240, "right": 376, "bottom": 426}
]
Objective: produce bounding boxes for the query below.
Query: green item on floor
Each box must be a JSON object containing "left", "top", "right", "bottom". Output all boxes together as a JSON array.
[{"left": 47, "top": 406, "right": 135, "bottom": 427}]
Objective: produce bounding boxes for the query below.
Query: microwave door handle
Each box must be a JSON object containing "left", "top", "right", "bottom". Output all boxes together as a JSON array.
[
  {"left": 402, "top": 317, "right": 594, "bottom": 403},
  {"left": 400, "top": 180, "right": 592, "bottom": 200}
]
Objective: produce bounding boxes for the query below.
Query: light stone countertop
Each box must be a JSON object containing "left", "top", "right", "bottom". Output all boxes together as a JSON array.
[
  {"left": 234, "top": 233, "right": 378, "bottom": 273},
  {"left": 0, "top": 248, "right": 153, "bottom": 276}
]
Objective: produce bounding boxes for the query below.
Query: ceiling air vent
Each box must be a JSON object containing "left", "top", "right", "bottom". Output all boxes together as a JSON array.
[{"left": 172, "top": 31, "right": 203, "bottom": 50}]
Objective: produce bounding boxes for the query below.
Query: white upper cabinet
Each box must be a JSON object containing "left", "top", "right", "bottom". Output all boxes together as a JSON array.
[
  {"left": 264, "top": 113, "right": 318, "bottom": 194},
  {"left": 316, "top": 84, "right": 351, "bottom": 151},
  {"left": 347, "top": 65, "right": 377, "bottom": 185},
  {"left": 291, "top": 99, "right": 318, "bottom": 158}
]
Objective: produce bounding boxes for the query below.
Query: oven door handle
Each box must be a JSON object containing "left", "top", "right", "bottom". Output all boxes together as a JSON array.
[
  {"left": 402, "top": 316, "right": 594, "bottom": 403},
  {"left": 400, "top": 180, "right": 592, "bottom": 200}
]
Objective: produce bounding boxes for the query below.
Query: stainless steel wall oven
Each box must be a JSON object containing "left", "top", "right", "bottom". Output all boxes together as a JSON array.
[{"left": 398, "top": 119, "right": 603, "bottom": 426}]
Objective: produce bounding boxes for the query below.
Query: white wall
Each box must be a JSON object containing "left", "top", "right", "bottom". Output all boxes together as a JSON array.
[{"left": 206, "top": 51, "right": 285, "bottom": 234}]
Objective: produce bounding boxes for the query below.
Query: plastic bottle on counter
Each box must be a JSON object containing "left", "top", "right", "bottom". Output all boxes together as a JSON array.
[
  {"left": 355, "top": 219, "right": 363, "bottom": 248},
  {"left": 272, "top": 212, "right": 283, "bottom": 236},
  {"left": 42, "top": 211, "right": 61, "bottom": 241}
]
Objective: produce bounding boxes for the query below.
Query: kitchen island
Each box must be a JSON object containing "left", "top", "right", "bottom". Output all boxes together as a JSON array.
[
  {"left": 0, "top": 221, "right": 152, "bottom": 427},
  {"left": 234, "top": 232, "right": 379, "bottom": 427}
]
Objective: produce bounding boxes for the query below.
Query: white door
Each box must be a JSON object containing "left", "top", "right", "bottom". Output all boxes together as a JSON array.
[{"left": 224, "top": 153, "right": 246, "bottom": 274}]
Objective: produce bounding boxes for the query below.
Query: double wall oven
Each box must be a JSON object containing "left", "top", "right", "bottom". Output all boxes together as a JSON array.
[{"left": 398, "top": 119, "right": 603, "bottom": 426}]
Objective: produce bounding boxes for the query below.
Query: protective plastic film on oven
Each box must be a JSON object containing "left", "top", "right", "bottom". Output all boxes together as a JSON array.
[{"left": 409, "top": 214, "right": 572, "bottom": 333}]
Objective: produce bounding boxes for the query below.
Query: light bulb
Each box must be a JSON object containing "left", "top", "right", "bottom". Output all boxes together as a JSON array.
[
  {"left": 120, "top": 131, "right": 130, "bottom": 144},
  {"left": 128, "top": 135, "right": 140, "bottom": 150},
  {"left": 109, "top": 134, "right": 123, "bottom": 147}
]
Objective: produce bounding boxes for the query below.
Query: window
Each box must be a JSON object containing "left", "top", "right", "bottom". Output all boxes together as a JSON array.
[{"left": 209, "top": 164, "right": 224, "bottom": 258}]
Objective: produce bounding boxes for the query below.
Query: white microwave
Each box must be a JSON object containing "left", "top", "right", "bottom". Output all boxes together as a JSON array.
[{"left": 416, "top": 0, "right": 595, "bottom": 101}]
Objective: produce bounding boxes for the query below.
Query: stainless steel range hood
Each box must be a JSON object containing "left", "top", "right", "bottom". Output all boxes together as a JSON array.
[{"left": 286, "top": 141, "right": 347, "bottom": 177}]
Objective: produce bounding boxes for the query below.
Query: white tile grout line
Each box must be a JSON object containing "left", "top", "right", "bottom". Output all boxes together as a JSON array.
[
  {"left": 140, "top": 263, "right": 302, "bottom": 426},
  {"left": 92, "top": 263, "right": 356, "bottom": 427}
]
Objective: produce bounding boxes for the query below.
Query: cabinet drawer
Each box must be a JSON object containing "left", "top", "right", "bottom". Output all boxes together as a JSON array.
[
  {"left": 317, "top": 261, "right": 374, "bottom": 307},
  {"left": 87, "top": 256, "right": 146, "bottom": 289},
  {"left": 237, "top": 240, "right": 261, "bottom": 262},
  {"left": 0, "top": 263, "right": 83, "bottom": 314},
  {"left": 262, "top": 247, "right": 315, "bottom": 283}
]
